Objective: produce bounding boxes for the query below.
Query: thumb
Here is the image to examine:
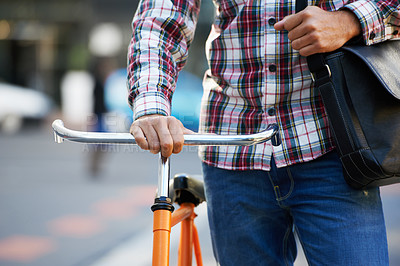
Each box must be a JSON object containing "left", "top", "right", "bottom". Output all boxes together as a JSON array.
[
  {"left": 274, "top": 18, "right": 287, "bottom": 31},
  {"left": 183, "top": 128, "right": 195, "bottom": 135}
]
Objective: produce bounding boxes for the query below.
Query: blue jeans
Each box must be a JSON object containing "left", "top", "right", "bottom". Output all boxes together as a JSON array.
[{"left": 202, "top": 151, "right": 388, "bottom": 265}]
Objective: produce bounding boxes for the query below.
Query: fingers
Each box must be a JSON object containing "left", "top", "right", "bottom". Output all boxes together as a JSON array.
[
  {"left": 273, "top": 18, "right": 286, "bottom": 31},
  {"left": 275, "top": 8, "right": 317, "bottom": 55},
  {"left": 274, "top": 7, "right": 361, "bottom": 56},
  {"left": 274, "top": 13, "right": 302, "bottom": 32},
  {"left": 291, "top": 33, "right": 320, "bottom": 56},
  {"left": 130, "top": 120, "right": 151, "bottom": 150},
  {"left": 168, "top": 121, "right": 184, "bottom": 154},
  {"left": 130, "top": 115, "right": 188, "bottom": 158}
]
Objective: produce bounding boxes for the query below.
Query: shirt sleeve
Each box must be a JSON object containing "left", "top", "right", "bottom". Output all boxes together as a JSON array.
[
  {"left": 127, "top": 0, "right": 201, "bottom": 120},
  {"left": 344, "top": 0, "right": 400, "bottom": 45}
]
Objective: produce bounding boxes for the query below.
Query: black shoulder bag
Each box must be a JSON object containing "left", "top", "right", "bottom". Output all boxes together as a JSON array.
[{"left": 296, "top": 0, "right": 400, "bottom": 189}]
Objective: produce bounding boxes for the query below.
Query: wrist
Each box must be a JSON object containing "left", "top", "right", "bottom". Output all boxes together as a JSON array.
[
  {"left": 338, "top": 9, "right": 362, "bottom": 41},
  {"left": 135, "top": 113, "right": 165, "bottom": 121}
]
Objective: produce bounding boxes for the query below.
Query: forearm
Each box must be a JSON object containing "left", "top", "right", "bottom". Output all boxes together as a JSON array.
[{"left": 127, "top": 0, "right": 201, "bottom": 120}]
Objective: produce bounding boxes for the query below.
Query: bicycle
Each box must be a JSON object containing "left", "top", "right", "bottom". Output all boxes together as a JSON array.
[{"left": 51, "top": 119, "right": 278, "bottom": 266}]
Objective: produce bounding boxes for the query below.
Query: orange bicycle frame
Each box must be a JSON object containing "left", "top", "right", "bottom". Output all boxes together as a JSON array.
[{"left": 151, "top": 156, "right": 203, "bottom": 266}]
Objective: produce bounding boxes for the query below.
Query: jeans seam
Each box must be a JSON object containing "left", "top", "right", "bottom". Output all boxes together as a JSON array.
[
  {"left": 283, "top": 224, "right": 290, "bottom": 266},
  {"left": 283, "top": 212, "right": 294, "bottom": 266},
  {"left": 277, "top": 167, "right": 295, "bottom": 201},
  {"left": 267, "top": 171, "right": 279, "bottom": 198}
]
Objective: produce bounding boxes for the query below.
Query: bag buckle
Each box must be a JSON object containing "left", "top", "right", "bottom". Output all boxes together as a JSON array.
[{"left": 310, "top": 64, "right": 331, "bottom": 83}]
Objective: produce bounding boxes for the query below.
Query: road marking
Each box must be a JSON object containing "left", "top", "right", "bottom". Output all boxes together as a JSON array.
[
  {"left": 48, "top": 215, "right": 105, "bottom": 238},
  {"left": 0, "top": 185, "right": 158, "bottom": 263},
  {"left": 93, "top": 198, "right": 139, "bottom": 219},
  {"left": 121, "top": 186, "right": 157, "bottom": 207},
  {"left": 0, "top": 235, "right": 56, "bottom": 262},
  {"left": 92, "top": 185, "right": 157, "bottom": 220}
]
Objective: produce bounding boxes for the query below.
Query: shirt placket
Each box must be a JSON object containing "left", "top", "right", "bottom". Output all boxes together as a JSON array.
[{"left": 261, "top": 0, "right": 282, "bottom": 166}]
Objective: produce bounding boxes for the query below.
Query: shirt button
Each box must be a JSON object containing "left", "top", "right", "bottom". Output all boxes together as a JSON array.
[
  {"left": 369, "top": 32, "right": 376, "bottom": 40},
  {"left": 268, "top": 17, "right": 276, "bottom": 26},
  {"left": 269, "top": 64, "right": 277, "bottom": 72},
  {"left": 267, "top": 108, "right": 276, "bottom": 116}
]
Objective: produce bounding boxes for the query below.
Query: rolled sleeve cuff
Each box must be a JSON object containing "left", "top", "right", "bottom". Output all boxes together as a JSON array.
[
  {"left": 344, "top": 0, "right": 385, "bottom": 45},
  {"left": 133, "top": 90, "right": 171, "bottom": 120}
]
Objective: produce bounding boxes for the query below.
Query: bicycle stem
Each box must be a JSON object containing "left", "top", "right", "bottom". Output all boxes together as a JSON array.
[
  {"left": 158, "top": 155, "right": 170, "bottom": 199},
  {"left": 152, "top": 156, "right": 174, "bottom": 266}
]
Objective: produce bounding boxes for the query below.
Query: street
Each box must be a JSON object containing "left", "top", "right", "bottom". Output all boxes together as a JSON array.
[
  {"left": 0, "top": 123, "right": 400, "bottom": 265},
  {"left": 0, "top": 122, "right": 208, "bottom": 266}
]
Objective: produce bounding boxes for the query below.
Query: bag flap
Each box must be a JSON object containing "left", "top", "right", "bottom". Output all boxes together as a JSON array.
[{"left": 342, "top": 40, "right": 400, "bottom": 100}]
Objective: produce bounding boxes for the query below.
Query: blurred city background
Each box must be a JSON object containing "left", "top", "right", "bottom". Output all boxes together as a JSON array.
[{"left": 1, "top": 1, "right": 400, "bottom": 265}]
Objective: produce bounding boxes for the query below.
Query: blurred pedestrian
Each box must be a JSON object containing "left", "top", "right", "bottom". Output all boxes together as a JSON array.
[{"left": 88, "top": 57, "right": 115, "bottom": 178}]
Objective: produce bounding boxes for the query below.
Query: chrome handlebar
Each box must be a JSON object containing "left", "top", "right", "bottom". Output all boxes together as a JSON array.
[
  {"left": 51, "top": 119, "right": 279, "bottom": 147},
  {"left": 52, "top": 119, "right": 279, "bottom": 199}
]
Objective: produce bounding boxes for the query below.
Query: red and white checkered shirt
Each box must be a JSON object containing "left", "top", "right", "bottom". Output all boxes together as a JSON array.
[{"left": 128, "top": 0, "right": 400, "bottom": 170}]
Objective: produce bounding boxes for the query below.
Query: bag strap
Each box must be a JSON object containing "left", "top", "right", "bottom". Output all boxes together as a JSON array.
[
  {"left": 295, "top": 0, "right": 307, "bottom": 13},
  {"left": 295, "top": 0, "right": 331, "bottom": 86},
  {"left": 294, "top": 0, "right": 358, "bottom": 155}
]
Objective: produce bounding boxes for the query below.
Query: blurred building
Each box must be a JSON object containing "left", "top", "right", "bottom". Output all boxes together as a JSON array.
[
  {"left": 0, "top": 0, "right": 213, "bottom": 108},
  {"left": 0, "top": 0, "right": 139, "bottom": 105}
]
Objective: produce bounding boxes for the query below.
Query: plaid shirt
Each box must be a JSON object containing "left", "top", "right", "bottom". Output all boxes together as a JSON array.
[{"left": 128, "top": 0, "right": 400, "bottom": 170}]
